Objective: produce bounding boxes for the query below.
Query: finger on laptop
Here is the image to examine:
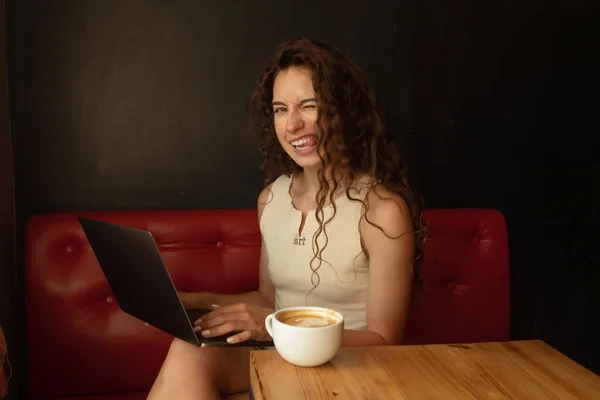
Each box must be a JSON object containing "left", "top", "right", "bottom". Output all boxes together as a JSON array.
[
  {"left": 226, "top": 330, "right": 252, "bottom": 344},
  {"left": 199, "top": 321, "right": 244, "bottom": 338},
  {"left": 198, "top": 311, "right": 246, "bottom": 330}
]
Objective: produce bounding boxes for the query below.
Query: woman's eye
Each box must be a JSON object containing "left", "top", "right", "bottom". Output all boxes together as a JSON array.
[{"left": 274, "top": 107, "right": 286, "bottom": 113}]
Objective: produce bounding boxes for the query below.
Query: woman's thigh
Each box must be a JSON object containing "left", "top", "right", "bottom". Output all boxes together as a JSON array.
[
  {"left": 203, "top": 344, "right": 252, "bottom": 394},
  {"left": 149, "top": 339, "right": 251, "bottom": 398}
]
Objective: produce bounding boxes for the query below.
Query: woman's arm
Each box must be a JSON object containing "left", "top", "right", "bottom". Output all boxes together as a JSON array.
[
  {"left": 341, "top": 184, "right": 415, "bottom": 347},
  {"left": 180, "top": 185, "right": 276, "bottom": 310},
  {"left": 183, "top": 238, "right": 274, "bottom": 309}
]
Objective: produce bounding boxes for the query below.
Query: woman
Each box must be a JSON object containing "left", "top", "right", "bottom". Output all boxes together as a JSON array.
[{"left": 148, "top": 37, "right": 425, "bottom": 400}]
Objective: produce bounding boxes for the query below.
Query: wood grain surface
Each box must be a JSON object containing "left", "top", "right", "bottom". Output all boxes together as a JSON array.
[{"left": 249, "top": 340, "right": 600, "bottom": 399}]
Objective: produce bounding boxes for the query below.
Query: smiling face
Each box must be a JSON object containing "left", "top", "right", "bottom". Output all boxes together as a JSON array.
[{"left": 272, "top": 67, "right": 321, "bottom": 171}]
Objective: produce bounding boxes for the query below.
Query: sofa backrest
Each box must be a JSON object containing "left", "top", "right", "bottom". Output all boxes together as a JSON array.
[
  {"left": 25, "top": 208, "right": 509, "bottom": 399},
  {"left": 402, "top": 209, "right": 510, "bottom": 345}
]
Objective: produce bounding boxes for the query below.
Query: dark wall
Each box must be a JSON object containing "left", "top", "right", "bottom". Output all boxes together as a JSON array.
[
  {"left": 6, "top": 0, "right": 599, "bottom": 382},
  {"left": 0, "top": 1, "right": 20, "bottom": 398}
]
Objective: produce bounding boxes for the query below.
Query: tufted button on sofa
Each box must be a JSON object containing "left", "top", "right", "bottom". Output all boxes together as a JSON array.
[
  {"left": 25, "top": 208, "right": 509, "bottom": 400},
  {"left": 402, "top": 209, "right": 510, "bottom": 345}
]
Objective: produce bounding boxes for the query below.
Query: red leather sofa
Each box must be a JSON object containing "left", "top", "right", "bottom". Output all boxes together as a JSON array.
[{"left": 25, "top": 209, "right": 510, "bottom": 400}]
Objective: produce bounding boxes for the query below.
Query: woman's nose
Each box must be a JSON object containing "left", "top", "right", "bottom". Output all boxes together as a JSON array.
[{"left": 286, "top": 110, "right": 304, "bottom": 132}]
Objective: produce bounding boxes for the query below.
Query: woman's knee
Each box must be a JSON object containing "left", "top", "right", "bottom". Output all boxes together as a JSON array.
[
  {"left": 168, "top": 339, "right": 216, "bottom": 371},
  {"left": 155, "top": 339, "right": 212, "bottom": 384},
  {"left": 166, "top": 338, "right": 204, "bottom": 361},
  {"left": 160, "top": 338, "right": 250, "bottom": 394}
]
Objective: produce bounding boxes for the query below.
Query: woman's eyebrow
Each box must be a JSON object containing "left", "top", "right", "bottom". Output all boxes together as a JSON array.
[
  {"left": 271, "top": 97, "right": 317, "bottom": 107},
  {"left": 298, "top": 97, "right": 317, "bottom": 105}
]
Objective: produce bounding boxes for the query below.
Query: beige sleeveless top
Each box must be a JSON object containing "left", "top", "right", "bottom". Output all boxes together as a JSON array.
[{"left": 259, "top": 174, "right": 373, "bottom": 330}]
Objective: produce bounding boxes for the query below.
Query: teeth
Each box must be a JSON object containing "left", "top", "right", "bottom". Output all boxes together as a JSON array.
[{"left": 291, "top": 136, "right": 315, "bottom": 146}]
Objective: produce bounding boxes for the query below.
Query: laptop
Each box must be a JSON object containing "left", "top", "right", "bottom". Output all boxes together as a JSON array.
[{"left": 78, "top": 216, "right": 273, "bottom": 347}]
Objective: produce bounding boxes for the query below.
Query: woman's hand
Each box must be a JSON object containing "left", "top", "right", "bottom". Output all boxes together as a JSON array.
[{"left": 194, "top": 303, "right": 274, "bottom": 344}]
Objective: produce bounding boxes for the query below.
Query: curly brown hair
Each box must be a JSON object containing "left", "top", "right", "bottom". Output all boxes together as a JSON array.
[{"left": 249, "top": 37, "right": 426, "bottom": 296}]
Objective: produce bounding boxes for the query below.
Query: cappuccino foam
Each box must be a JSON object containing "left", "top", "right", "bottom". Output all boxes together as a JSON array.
[{"left": 278, "top": 310, "right": 340, "bottom": 328}]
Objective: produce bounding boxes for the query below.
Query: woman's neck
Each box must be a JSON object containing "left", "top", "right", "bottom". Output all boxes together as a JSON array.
[
  {"left": 295, "top": 167, "right": 349, "bottom": 198},
  {"left": 298, "top": 167, "right": 321, "bottom": 194}
]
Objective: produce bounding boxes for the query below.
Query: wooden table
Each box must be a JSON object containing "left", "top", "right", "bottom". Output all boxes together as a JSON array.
[{"left": 249, "top": 340, "right": 600, "bottom": 399}]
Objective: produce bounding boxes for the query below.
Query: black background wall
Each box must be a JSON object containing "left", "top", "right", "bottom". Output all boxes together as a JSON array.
[
  {"left": 4, "top": 0, "right": 599, "bottom": 393},
  {"left": 1, "top": 1, "right": 20, "bottom": 399}
]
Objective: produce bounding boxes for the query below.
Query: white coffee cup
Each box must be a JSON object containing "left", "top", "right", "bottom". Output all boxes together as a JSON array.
[{"left": 264, "top": 306, "right": 344, "bottom": 367}]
